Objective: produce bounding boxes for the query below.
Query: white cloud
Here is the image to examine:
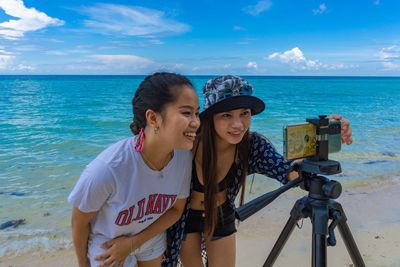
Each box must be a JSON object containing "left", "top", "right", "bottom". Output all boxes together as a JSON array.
[
  {"left": 47, "top": 50, "right": 67, "bottom": 55},
  {"left": 90, "top": 54, "right": 154, "bottom": 66},
  {"left": 382, "top": 62, "right": 400, "bottom": 70},
  {"left": 266, "top": 52, "right": 278, "bottom": 60},
  {"left": 373, "top": 0, "right": 380, "bottom": 5},
  {"left": 224, "top": 64, "right": 231, "bottom": 68},
  {"left": 0, "top": 46, "right": 14, "bottom": 54},
  {"left": 268, "top": 47, "right": 306, "bottom": 63},
  {"left": 268, "top": 47, "right": 356, "bottom": 70},
  {"left": 376, "top": 46, "right": 400, "bottom": 70},
  {"left": 81, "top": 4, "right": 190, "bottom": 37},
  {"left": 313, "top": 3, "right": 327, "bottom": 15},
  {"left": 75, "top": 54, "right": 158, "bottom": 72},
  {"left": 0, "top": 52, "right": 34, "bottom": 71},
  {"left": 247, "top": 61, "right": 258, "bottom": 69},
  {"left": 69, "top": 49, "right": 91, "bottom": 54},
  {"left": 243, "top": 0, "right": 272, "bottom": 16},
  {"left": 17, "top": 63, "right": 35, "bottom": 70},
  {"left": 0, "top": 54, "right": 15, "bottom": 69},
  {"left": 0, "top": 0, "right": 64, "bottom": 40},
  {"left": 173, "top": 63, "right": 184, "bottom": 69},
  {"left": 148, "top": 39, "right": 165, "bottom": 45},
  {"left": 12, "top": 44, "right": 38, "bottom": 51},
  {"left": 376, "top": 46, "right": 399, "bottom": 60},
  {"left": 45, "top": 38, "right": 64, "bottom": 43},
  {"left": 233, "top": 26, "right": 246, "bottom": 31}
]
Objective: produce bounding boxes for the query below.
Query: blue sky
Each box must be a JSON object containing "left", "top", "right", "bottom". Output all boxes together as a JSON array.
[{"left": 0, "top": 0, "right": 400, "bottom": 75}]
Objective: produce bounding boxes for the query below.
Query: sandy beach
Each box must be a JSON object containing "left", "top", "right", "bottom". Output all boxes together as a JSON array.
[
  {"left": 1, "top": 183, "right": 399, "bottom": 267},
  {"left": 236, "top": 183, "right": 400, "bottom": 267}
]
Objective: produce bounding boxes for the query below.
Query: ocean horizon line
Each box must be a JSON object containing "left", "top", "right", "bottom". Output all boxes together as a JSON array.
[{"left": 1, "top": 74, "right": 400, "bottom": 78}]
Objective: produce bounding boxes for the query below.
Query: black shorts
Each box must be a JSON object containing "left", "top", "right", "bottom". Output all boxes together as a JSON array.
[{"left": 184, "top": 201, "right": 237, "bottom": 241}]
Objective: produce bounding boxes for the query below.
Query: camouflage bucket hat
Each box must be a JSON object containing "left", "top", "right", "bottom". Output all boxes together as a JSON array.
[{"left": 200, "top": 75, "right": 265, "bottom": 119}]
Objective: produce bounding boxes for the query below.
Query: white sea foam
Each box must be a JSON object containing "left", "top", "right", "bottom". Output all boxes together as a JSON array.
[{"left": 0, "top": 234, "right": 72, "bottom": 257}]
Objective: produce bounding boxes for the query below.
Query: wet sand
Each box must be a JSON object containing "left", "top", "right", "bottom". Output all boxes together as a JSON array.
[{"left": 1, "top": 183, "right": 400, "bottom": 267}]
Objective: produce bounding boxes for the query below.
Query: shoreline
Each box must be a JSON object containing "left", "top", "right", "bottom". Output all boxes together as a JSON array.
[{"left": 1, "top": 183, "right": 400, "bottom": 267}]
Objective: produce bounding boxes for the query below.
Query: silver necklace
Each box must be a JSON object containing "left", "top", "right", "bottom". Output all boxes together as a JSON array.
[{"left": 140, "top": 150, "right": 172, "bottom": 178}]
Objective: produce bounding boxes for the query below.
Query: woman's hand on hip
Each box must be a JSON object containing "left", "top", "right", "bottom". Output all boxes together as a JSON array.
[{"left": 94, "top": 235, "right": 138, "bottom": 267}]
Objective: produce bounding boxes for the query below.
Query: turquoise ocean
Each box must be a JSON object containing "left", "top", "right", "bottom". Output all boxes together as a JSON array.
[{"left": 1, "top": 75, "right": 399, "bottom": 257}]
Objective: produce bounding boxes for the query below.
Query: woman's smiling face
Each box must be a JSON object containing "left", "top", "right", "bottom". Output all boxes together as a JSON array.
[
  {"left": 158, "top": 85, "right": 200, "bottom": 151},
  {"left": 213, "top": 108, "right": 252, "bottom": 145}
]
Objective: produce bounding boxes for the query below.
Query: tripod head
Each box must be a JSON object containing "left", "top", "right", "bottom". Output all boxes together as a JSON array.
[{"left": 235, "top": 115, "right": 343, "bottom": 221}]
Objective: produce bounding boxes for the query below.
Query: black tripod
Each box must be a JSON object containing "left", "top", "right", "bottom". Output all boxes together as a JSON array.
[
  {"left": 235, "top": 116, "right": 366, "bottom": 267},
  {"left": 264, "top": 160, "right": 365, "bottom": 267}
]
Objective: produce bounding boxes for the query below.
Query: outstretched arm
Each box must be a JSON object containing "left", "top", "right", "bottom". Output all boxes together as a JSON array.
[{"left": 249, "top": 113, "right": 353, "bottom": 183}]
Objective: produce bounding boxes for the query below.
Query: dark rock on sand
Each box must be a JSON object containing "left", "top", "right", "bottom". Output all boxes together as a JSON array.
[
  {"left": 0, "top": 219, "right": 26, "bottom": 230},
  {"left": 382, "top": 152, "right": 396, "bottom": 157},
  {"left": 364, "top": 160, "right": 388, "bottom": 165},
  {"left": 10, "top": 192, "right": 26, "bottom": 196}
]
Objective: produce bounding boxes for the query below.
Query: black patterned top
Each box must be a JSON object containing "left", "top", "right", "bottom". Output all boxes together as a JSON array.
[{"left": 162, "top": 133, "right": 291, "bottom": 267}]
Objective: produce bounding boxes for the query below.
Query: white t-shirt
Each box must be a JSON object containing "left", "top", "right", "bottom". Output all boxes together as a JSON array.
[{"left": 68, "top": 137, "right": 192, "bottom": 244}]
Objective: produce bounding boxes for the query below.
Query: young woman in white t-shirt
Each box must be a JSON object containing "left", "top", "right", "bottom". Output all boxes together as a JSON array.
[{"left": 69, "top": 72, "right": 200, "bottom": 267}]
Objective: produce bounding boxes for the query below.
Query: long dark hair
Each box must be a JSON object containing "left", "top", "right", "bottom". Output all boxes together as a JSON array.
[
  {"left": 130, "top": 72, "right": 194, "bottom": 134},
  {"left": 199, "top": 116, "right": 250, "bottom": 238}
]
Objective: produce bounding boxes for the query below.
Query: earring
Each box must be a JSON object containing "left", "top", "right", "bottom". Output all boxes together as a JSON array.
[
  {"left": 134, "top": 128, "right": 144, "bottom": 152},
  {"left": 154, "top": 127, "right": 159, "bottom": 134}
]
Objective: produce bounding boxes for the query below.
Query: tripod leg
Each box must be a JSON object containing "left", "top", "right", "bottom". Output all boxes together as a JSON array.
[
  {"left": 264, "top": 197, "right": 309, "bottom": 267},
  {"left": 312, "top": 234, "right": 327, "bottom": 267},
  {"left": 330, "top": 201, "right": 366, "bottom": 267},
  {"left": 311, "top": 202, "right": 329, "bottom": 267},
  {"left": 263, "top": 215, "right": 298, "bottom": 267}
]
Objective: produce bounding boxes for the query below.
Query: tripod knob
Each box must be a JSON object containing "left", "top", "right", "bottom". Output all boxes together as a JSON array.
[{"left": 322, "top": 180, "right": 342, "bottom": 199}]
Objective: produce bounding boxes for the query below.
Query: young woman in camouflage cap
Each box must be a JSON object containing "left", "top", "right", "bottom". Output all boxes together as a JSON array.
[{"left": 175, "top": 75, "right": 352, "bottom": 267}]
